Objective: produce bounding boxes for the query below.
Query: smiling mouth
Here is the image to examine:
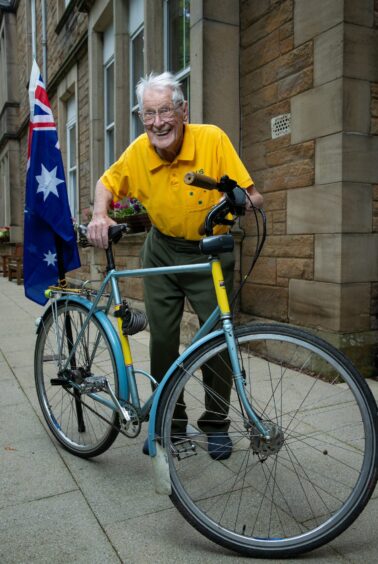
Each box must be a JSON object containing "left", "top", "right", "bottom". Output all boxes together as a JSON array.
[{"left": 153, "top": 129, "right": 171, "bottom": 137}]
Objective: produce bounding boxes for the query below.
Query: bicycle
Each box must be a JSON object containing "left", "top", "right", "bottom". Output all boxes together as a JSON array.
[{"left": 34, "top": 172, "right": 377, "bottom": 558}]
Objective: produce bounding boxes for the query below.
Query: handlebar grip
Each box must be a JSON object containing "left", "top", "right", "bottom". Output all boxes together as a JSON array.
[{"left": 184, "top": 172, "right": 218, "bottom": 190}]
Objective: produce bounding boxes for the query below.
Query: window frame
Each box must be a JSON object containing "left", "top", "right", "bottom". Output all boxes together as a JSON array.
[
  {"left": 65, "top": 96, "right": 78, "bottom": 220},
  {"left": 104, "top": 54, "right": 115, "bottom": 168},
  {"left": 130, "top": 24, "right": 145, "bottom": 140}
]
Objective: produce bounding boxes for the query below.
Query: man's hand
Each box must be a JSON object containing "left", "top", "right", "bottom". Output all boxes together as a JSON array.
[
  {"left": 87, "top": 214, "right": 116, "bottom": 249},
  {"left": 246, "top": 185, "right": 263, "bottom": 210},
  {"left": 87, "top": 180, "right": 117, "bottom": 248}
]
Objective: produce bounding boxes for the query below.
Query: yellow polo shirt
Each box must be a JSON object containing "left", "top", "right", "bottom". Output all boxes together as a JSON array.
[{"left": 101, "top": 124, "right": 253, "bottom": 240}]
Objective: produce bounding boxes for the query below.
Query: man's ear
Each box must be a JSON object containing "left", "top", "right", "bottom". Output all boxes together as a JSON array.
[{"left": 183, "top": 100, "right": 189, "bottom": 123}]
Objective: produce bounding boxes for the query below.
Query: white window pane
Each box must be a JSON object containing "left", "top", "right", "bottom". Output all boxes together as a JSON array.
[
  {"left": 105, "top": 61, "right": 114, "bottom": 125},
  {"left": 106, "top": 127, "right": 115, "bottom": 166},
  {"left": 103, "top": 23, "right": 114, "bottom": 63},
  {"left": 132, "top": 30, "right": 144, "bottom": 107},
  {"left": 69, "top": 125, "right": 76, "bottom": 167},
  {"left": 129, "top": 0, "right": 144, "bottom": 34}
]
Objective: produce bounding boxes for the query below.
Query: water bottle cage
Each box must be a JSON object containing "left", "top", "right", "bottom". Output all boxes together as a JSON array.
[{"left": 114, "top": 300, "right": 148, "bottom": 335}]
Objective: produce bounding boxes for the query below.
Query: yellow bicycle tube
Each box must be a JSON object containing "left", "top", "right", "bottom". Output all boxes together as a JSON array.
[
  {"left": 114, "top": 305, "right": 133, "bottom": 365},
  {"left": 211, "top": 260, "right": 231, "bottom": 315}
]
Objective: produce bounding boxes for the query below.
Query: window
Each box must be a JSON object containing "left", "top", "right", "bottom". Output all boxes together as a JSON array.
[
  {"left": 103, "top": 24, "right": 115, "bottom": 168},
  {"left": 130, "top": 27, "right": 144, "bottom": 139},
  {"left": 0, "top": 153, "right": 10, "bottom": 227},
  {"left": 0, "top": 23, "right": 7, "bottom": 111},
  {"left": 164, "top": 0, "right": 190, "bottom": 101},
  {"left": 66, "top": 96, "right": 77, "bottom": 220},
  {"left": 129, "top": 0, "right": 144, "bottom": 140}
]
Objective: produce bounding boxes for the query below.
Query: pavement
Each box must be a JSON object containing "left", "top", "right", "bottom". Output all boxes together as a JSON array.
[{"left": 0, "top": 274, "right": 377, "bottom": 564}]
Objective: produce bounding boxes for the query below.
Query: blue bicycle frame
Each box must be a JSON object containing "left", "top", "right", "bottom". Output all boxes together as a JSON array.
[{"left": 41, "top": 257, "right": 270, "bottom": 459}]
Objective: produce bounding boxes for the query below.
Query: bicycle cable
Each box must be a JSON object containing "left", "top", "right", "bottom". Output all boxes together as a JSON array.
[{"left": 230, "top": 191, "right": 267, "bottom": 311}]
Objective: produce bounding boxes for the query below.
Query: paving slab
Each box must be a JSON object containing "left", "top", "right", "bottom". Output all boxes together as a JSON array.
[
  {"left": 0, "top": 276, "right": 377, "bottom": 563},
  {"left": 0, "top": 492, "right": 121, "bottom": 564}
]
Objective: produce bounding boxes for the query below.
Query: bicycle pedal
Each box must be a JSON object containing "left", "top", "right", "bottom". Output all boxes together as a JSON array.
[
  {"left": 78, "top": 376, "right": 108, "bottom": 393},
  {"left": 171, "top": 439, "right": 197, "bottom": 460},
  {"left": 50, "top": 378, "right": 71, "bottom": 387}
]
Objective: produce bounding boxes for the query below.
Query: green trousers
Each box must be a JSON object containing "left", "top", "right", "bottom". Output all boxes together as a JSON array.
[{"left": 141, "top": 227, "right": 235, "bottom": 434}]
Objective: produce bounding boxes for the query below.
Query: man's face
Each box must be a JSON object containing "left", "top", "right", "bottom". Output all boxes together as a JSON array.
[{"left": 142, "top": 87, "right": 188, "bottom": 159}]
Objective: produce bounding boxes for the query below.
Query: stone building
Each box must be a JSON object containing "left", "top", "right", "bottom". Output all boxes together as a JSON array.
[{"left": 0, "top": 0, "right": 377, "bottom": 375}]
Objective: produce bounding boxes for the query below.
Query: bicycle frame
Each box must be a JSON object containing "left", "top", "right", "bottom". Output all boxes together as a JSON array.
[{"left": 40, "top": 252, "right": 271, "bottom": 459}]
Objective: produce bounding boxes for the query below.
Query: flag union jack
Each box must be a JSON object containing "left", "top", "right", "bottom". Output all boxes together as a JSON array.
[{"left": 23, "top": 60, "right": 80, "bottom": 305}]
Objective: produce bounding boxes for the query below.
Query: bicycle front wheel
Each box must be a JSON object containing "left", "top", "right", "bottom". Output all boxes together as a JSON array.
[
  {"left": 35, "top": 300, "right": 120, "bottom": 458},
  {"left": 158, "top": 323, "right": 377, "bottom": 558}
]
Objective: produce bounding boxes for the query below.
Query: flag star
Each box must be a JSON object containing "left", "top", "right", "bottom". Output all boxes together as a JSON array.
[
  {"left": 36, "top": 164, "right": 64, "bottom": 201},
  {"left": 43, "top": 250, "right": 57, "bottom": 267}
]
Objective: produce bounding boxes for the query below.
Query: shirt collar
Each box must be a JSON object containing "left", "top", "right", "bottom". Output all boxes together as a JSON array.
[{"left": 147, "top": 125, "right": 195, "bottom": 172}]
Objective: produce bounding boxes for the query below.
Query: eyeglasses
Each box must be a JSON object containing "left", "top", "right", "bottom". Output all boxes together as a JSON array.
[{"left": 139, "top": 102, "right": 183, "bottom": 125}]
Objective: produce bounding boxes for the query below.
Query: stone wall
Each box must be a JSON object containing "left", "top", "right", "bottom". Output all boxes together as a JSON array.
[
  {"left": 1, "top": 0, "right": 376, "bottom": 374},
  {"left": 240, "top": 0, "right": 378, "bottom": 375},
  {"left": 240, "top": 0, "right": 314, "bottom": 321}
]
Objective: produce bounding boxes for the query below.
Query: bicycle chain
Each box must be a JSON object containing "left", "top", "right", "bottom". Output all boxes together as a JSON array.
[{"left": 64, "top": 386, "right": 144, "bottom": 439}]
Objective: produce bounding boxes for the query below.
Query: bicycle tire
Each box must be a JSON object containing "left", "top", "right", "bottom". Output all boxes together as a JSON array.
[
  {"left": 35, "top": 300, "right": 120, "bottom": 458},
  {"left": 157, "top": 323, "right": 377, "bottom": 558}
]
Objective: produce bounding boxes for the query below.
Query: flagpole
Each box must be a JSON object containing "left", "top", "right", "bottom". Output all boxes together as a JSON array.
[{"left": 55, "top": 234, "right": 67, "bottom": 288}]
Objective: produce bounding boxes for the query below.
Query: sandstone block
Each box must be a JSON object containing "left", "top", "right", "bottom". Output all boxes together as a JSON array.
[
  {"left": 242, "top": 282, "right": 288, "bottom": 321},
  {"left": 344, "top": 0, "right": 374, "bottom": 26},
  {"left": 277, "top": 257, "right": 313, "bottom": 279},
  {"left": 316, "top": 133, "right": 378, "bottom": 184},
  {"left": 260, "top": 190, "right": 287, "bottom": 211},
  {"left": 287, "top": 182, "right": 373, "bottom": 234},
  {"left": 344, "top": 24, "right": 378, "bottom": 82},
  {"left": 289, "top": 279, "right": 371, "bottom": 331},
  {"left": 244, "top": 234, "right": 313, "bottom": 258},
  {"left": 294, "top": 0, "right": 343, "bottom": 46},
  {"left": 315, "top": 233, "right": 378, "bottom": 283},
  {"left": 265, "top": 140, "right": 314, "bottom": 167},
  {"left": 241, "top": 256, "right": 277, "bottom": 285},
  {"left": 277, "top": 67, "right": 313, "bottom": 100},
  {"left": 263, "top": 159, "right": 314, "bottom": 191},
  {"left": 314, "top": 24, "right": 343, "bottom": 86}
]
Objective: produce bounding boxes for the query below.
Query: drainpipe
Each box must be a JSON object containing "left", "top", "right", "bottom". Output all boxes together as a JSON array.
[
  {"left": 31, "top": 0, "right": 36, "bottom": 62},
  {"left": 41, "top": 0, "right": 47, "bottom": 82}
]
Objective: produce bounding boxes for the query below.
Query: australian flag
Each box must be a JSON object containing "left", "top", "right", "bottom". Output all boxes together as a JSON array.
[{"left": 24, "top": 60, "right": 81, "bottom": 305}]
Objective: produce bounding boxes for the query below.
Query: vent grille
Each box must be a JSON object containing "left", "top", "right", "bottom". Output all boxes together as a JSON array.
[{"left": 271, "top": 113, "right": 291, "bottom": 139}]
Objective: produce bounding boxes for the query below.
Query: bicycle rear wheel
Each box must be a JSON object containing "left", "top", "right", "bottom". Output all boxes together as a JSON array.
[
  {"left": 35, "top": 300, "right": 120, "bottom": 457},
  {"left": 158, "top": 323, "right": 377, "bottom": 558}
]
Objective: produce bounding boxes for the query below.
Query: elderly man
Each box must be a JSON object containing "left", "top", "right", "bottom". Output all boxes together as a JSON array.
[{"left": 88, "top": 72, "right": 263, "bottom": 459}]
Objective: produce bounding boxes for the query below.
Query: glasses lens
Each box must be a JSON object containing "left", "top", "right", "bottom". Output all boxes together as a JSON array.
[{"left": 140, "top": 104, "right": 182, "bottom": 125}]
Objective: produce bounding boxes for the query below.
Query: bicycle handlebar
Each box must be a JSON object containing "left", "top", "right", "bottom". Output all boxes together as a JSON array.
[
  {"left": 184, "top": 172, "right": 218, "bottom": 190},
  {"left": 184, "top": 172, "right": 238, "bottom": 193}
]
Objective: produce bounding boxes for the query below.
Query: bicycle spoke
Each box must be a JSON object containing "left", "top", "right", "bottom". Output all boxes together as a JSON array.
[{"left": 159, "top": 324, "right": 377, "bottom": 557}]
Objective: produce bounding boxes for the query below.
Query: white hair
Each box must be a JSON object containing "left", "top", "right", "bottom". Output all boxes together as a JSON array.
[{"left": 136, "top": 71, "right": 185, "bottom": 111}]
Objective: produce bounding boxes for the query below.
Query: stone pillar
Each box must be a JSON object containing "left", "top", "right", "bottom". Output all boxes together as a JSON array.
[
  {"left": 190, "top": 0, "right": 240, "bottom": 149},
  {"left": 144, "top": 0, "right": 164, "bottom": 73},
  {"left": 288, "top": 0, "right": 378, "bottom": 375}
]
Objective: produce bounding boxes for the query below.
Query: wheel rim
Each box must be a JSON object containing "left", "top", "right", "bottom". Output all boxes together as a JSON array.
[
  {"left": 35, "top": 303, "right": 119, "bottom": 454},
  {"left": 161, "top": 327, "right": 376, "bottom": 553}
]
